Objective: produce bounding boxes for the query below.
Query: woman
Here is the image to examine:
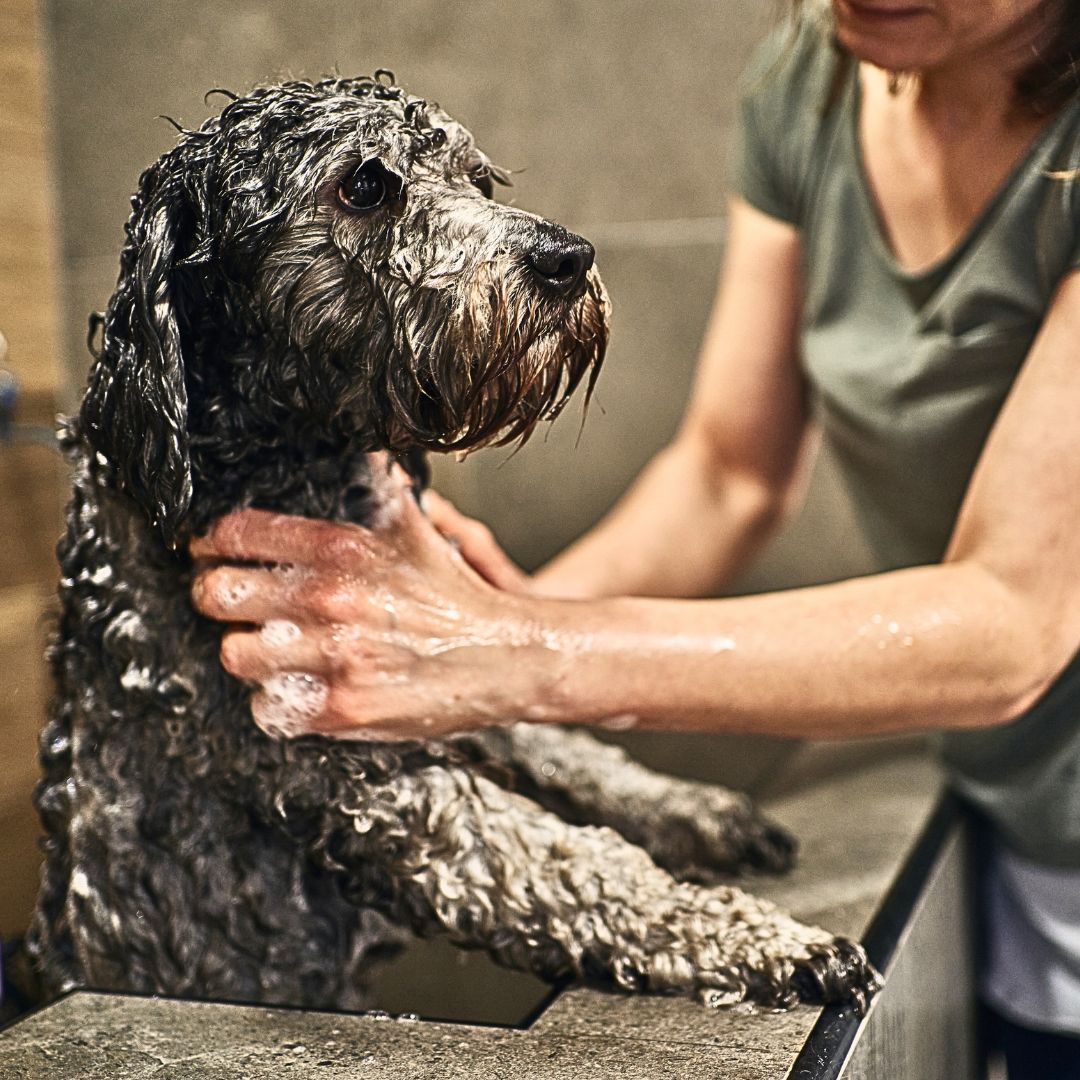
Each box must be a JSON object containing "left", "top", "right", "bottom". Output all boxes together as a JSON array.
[{"left": 192, "top": 1, "right": 1080, "bottom": 1073}]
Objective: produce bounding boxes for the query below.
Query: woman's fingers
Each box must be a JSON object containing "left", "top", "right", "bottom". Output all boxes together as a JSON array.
[
  {"left": 422, "top": 490, "right": 467, "bottom": 536},
  {"left": 422, "top": 491, "right": 532, "bottom": 593},
  {"left": 191, "top": 564, "right": 300, "bottom": 623},
  {"left": 219, "top": 623, "right": 351, "bottom": 681},
  {"left": 192, "top": 560, "right": 371, "bottom": 625},
  {"left": 190, "top": 509, "right": 379, "bottom": 567},
  {"left": 250, "top": 675, "right": 331, "bottom": 739},
  {"left": 249, "top": 680, "right": 416, "bottom": 742},
  {"left": 190, "top": 461, "right": 423, "bottom": 567},
  {"left": 191, "top": 488, "right": 438, "bottom": 571},
  {"left": 186, "top": 478, "right": 540, "bottom": 742}
]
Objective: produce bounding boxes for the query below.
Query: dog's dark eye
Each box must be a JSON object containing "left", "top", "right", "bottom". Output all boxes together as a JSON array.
[{"left": 338, "top": 160, "right": 403, "bottom": 212}]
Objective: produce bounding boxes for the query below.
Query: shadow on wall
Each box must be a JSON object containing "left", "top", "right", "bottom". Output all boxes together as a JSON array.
[{"left": 38, "top": 0, "right": 878, "bottom": 1021}]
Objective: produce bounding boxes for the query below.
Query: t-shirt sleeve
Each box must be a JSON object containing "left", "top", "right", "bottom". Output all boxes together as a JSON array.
[
  {"left": 1038, "top": 117, "right": 1080, "bottom": 276},
  {"left": 728, "top": 18, "right": 834, "bottom": 228},
  {"left": 732, "top": 81, "right": 800, "bottom": 224},
  {"left": 1068, "top": 151, "right": 1080, "bottom": 274}
]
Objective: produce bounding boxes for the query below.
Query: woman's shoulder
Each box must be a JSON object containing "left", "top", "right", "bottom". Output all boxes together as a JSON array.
[
  {"left": 1018, "top": 91, "right": 1080, "bottom": 289},
  {"left": 738, "top": 11, "right": 840, "bottom": 127},
  {"left": 734, "top": 11, "right": 846, "bottom": 226}
]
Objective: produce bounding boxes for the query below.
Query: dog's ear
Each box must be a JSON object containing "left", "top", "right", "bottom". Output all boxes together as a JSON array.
[{"left": 80, "top": 166, "right": 194, "bottom": 547}]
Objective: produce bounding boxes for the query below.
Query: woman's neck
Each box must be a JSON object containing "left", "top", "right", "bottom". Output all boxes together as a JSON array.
[{"left": 885, "top": 6, "right": 1057, "bottom": 132}]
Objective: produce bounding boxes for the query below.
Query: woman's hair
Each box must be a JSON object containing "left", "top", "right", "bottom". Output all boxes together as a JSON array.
[
  {"left": 1014, "top": 2, "right": 1080, "bottom": 113},
  {"left": 794, "top": 0, "right": 1080, "bottom": 115}
]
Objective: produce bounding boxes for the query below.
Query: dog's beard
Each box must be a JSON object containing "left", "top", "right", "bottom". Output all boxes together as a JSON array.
[
  {"left": 256, "top": 230, "right": 608, "bottom": 454},
  {"left": 376, "top": 261, "right": 609, "bottom": 453}
]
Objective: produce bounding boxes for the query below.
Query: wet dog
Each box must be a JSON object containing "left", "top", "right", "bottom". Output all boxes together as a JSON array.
[{"left": 30, "top": 73, "right": 879, "bottom": 1012}]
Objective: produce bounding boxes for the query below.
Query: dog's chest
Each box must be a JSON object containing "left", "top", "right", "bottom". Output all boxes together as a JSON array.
[{"left": 186, "top": 435, "right": 427, "bottom": 533}]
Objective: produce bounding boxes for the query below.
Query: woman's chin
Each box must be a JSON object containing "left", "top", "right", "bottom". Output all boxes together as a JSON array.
[
  {"left": 833, "top": 8, "right": 943, "bottom": 73},
  {"left": 835, "top": 29, "right": 938, "bottom": 75}
]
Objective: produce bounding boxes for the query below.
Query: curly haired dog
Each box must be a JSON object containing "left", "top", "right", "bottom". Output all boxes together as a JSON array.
[{"left": 29, "top": 73, "right": 880, "bottom": 1014}]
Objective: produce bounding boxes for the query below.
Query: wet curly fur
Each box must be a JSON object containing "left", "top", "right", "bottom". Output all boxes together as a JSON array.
[{"left": 29, "top": 73, "right": 880, "bottom": 1013}]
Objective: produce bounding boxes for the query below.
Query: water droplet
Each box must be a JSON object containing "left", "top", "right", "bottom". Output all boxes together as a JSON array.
[
  {"left": 600, "top": 713, "right": 639, "bottom": 731},
  {"left": 218, "top": 578, "right": 255, "bottom": 610},
  {"left": 700, "top": 987, "right": 743, "bottom": 1008}
]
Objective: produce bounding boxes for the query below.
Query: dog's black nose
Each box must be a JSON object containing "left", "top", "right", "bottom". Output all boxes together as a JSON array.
[{"left": 525, "top": 223, "right": 594, "bottom": 301}]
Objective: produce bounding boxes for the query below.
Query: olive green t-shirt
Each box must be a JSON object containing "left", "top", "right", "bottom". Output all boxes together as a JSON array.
[{"left": 734, "top": 18, "right": 1080, "bottom": 866}]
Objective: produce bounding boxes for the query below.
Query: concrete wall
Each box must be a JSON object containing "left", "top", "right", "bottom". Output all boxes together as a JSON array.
[
  {"left": 43, "top": 0, "right": 877, "bottom": 590},
  {"left": 43, "top": 0, "right": 770, "bottom": 561}
]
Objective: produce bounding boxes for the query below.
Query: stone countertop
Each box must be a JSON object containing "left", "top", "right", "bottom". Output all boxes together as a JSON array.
[{"left": 0, "top": 738, "right": 946, "bottom": 1080}]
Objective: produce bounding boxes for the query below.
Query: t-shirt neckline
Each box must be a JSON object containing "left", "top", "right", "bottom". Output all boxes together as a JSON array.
[{"left": 847, "top": 67, "right": 1073, "bottom": 287}]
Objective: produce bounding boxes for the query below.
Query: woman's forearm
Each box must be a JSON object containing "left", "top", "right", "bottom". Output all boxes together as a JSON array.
[
  {"left": 535, "top": 202, "right": 808, "bottom": 603},
  {"left": 519, "top": 560, "right": 1055, "bottom": 737},
  {"left": 190, "top": 502, "right": 1067, "bottom": 743},
  {"left": 533, "top": 438, "right": 787, "bottom": 600}
]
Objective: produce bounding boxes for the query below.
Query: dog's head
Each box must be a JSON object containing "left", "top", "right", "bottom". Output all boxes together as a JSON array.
[{"left": 80, "top": 73, "right": 609, "bottom": 543}]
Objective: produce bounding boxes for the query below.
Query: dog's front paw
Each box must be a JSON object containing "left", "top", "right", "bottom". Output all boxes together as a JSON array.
[
  {"left": 642, "top": 785, "right": 797, "bottom": 882},
  {"left": 787, "top": 937, "right": 883, "bottom": 1014},
  {"left": 693, "top": 937, "right": 882, "bottom": 1013}
]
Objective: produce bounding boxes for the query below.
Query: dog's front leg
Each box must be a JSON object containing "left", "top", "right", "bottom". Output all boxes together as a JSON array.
[
  {"left": 316, "top": 763, "right": 878, "bottom": 1011},
  {"left": 461, "top": 725, "right": 795, "bottom": 881}
]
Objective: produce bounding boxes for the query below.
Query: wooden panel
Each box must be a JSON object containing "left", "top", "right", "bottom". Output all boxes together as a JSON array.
[
  {"left": 0, "top": 4, "right": 35, "bottom": 45},
  {"left": 0, "top": 585, "right": 53, "bottom": 939},
  {"left": 0, "top": 214, "right": 50, "bottom": 270},
  {"left": 0, "top": 0, "right": 62, "bottom": 398},
  {"left": 0, "top": 0, "right": 65, "bottom": 938},
  {"left": 0, "top": 443, "right": 65, "bottom": 591}
]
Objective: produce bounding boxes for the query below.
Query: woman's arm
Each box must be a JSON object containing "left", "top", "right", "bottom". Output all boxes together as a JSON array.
[
  {"left": 191, "top": 267, "right": 1080, "bottom": 743},
  {"left": 562, "top": 264, "right": 1080, "bottom": 738},
  {"left": 537, "top": 198, "right": 809, "bottom": 599}
]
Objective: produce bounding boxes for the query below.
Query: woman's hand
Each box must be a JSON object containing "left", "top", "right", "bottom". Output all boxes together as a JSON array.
[
  {"left": 189, "top": 468, "right": 549, "bottom": 741},
  {"left": 421, "top": 490, "right": 533, "bottom": 595}
]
